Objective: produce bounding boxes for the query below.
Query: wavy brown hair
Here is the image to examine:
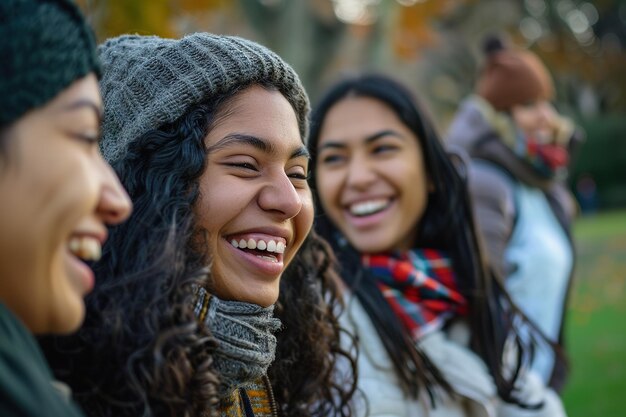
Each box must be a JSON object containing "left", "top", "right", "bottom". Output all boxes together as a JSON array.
[{"left": 41, "top": 83, "right": 356, "bottom": 417}]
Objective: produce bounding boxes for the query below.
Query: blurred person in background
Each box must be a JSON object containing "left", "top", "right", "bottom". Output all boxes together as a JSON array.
[
  {"left": 308, "top": 73, "right": 565, "bottom": 417},
  {"left": 447, "top": 36, "right": 582, "bottom": 392},
  {"left": 0, "top": 0, "right": 131, "bottom": 415},
  {"left": 42, "top": 32, "right": 356, "bottom": 417},
  {"left": 575, "top": 173, "right": 598, "bottom": 215}
]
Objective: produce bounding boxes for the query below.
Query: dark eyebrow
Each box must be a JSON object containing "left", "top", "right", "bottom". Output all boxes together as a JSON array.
[
  {"left": 63, "top": 99, "right": 103, "bottom": 125},
  {"left": 208, "top": 133, "right": 309, "bottom": 159},
  {"left": 318, "top": 129, "right": 404, "bottom": 151},
  {"left": 291, "top": 146, "right": 310, "bottom": 159}
]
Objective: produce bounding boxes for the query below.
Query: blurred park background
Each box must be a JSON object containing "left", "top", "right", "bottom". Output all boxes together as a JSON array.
[{"left": 76, "top": 0, "right": 625, "bottom": 415}]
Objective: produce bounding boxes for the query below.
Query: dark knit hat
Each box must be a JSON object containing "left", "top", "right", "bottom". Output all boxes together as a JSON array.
[
  {"left": 0, "top": 0, "right": 100, "bottom": 128},
  {"left": 98, "top": 33, "right": 310, "bottom": 164},
  {"left": 476, "top": 36, "right": 554, "bottom": 111}
]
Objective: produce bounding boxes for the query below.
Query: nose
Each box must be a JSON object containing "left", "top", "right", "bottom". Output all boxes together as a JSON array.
[
  {"left": 96, "top": 159, "right": 132, "bottom": 225},
  {"left": 257, "top": 171, "right": 303, "bottom": 220},
  {"left": 345, "top": 152, "right": 376, "bottom": 191}
]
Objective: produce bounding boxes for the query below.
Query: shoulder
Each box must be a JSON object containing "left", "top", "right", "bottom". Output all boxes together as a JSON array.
[
  {"left": 466, "top": 161, "right": 517, "bottom": 209},
  {"left": 447, "top": 98, "right": 493, "bottom": 151},
  {"left": 339, "top": 297, "right": 417, "bottom": 417},
  {"left": 0, "top": 307, "right": 84, "bottom": 417},
  {"left": 419, "top": 330, "right": 496, "bottom": 399},
  {"left": 0, "top": 305, "right": 49, "bottom": 378}
]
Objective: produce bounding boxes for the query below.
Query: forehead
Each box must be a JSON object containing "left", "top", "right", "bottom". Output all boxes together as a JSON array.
[
  {"left": 317, "top": 96, "right": 410, "bottom": 146},
  {"left": 206, "top": 86, "right": 303, "bottom": 152}
]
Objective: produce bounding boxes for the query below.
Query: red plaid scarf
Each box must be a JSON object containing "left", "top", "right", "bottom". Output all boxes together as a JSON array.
[{"left": 363, "top": 249, "right": 468, "bottom": 340}]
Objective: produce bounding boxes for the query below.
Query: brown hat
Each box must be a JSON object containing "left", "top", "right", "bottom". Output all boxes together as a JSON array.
[{"left": 476, "top": 37, "right": 554, "bottom": 111}]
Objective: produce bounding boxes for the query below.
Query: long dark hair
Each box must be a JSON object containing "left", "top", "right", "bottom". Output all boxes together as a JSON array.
[
  {"left": 42, "top": 84, "right": 356, "bottom": 417},
  {"left": 308, "top": 74, "right": 537, "bottom": 405}
]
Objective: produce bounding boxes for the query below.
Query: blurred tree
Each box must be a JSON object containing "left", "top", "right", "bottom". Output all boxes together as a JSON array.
[
  {"left": 238, "top": 0, "right": 346, "bottom": 96},
  {"left": 76, "top": 0, "right": 625, "bottom": 116},
  {"left": 77, "top": 0, "right": 225, "bottom": 40},
  {"left": 74, "top": 0, "right": 625, "bottom": 209},
  {"left": 78, "top": 0, "right": 175, "bottom": 39},
  {"left": 570, "top": 115, "right": 626, "bottom": 209}
]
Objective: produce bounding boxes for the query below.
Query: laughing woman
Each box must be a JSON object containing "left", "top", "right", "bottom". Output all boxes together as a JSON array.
[
  {"left": 0, "top": 0, "right": 131, "bottom": 416},
  {"left": 308, "top": 74, "right": 565, "bottom": 417},
  {"left": 43, "top": 34, "right": 355, "bottom": 417}
]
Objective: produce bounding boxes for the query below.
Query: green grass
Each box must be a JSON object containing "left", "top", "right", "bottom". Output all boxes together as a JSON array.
[{"left": 562, "top": 210, "right": 626, "bottom": 416}]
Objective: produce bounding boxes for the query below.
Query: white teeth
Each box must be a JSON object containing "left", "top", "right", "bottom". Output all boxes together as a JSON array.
[
  {"left": 350, "top": 199, "right": 390, "bottom": 216},
  {"left": 90, "top": 240, "right": 102, "bottom": 261},
  {"left": 69, "top": 238, "right": 80, "bottom": 253},
  {"left": 68, "top": 237, "right": 102, "bottom": 261},
  {"left": 229, "top": 237, "right": 286, "bottom": 254},
  {"left": 276, "top": 241, "right": 285, "bottom": 254}
]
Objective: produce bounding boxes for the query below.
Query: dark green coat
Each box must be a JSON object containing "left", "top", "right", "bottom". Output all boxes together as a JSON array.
[{"left": 0, "top": 302, "right": 85, "bottom": 417}]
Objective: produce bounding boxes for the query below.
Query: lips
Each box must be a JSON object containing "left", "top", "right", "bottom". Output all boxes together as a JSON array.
[{"left": 225, "top": 232, "right": 288, "bottom": 266}]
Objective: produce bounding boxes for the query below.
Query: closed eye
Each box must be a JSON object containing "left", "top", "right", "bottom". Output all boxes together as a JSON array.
[
  {"left": 227, "top": 162, "right": 258, "bottom": 171},
  {"left": 288, "top": 172, "right": 310, "bottom": 180},
  {"left": 72, "top": 132, "right": 101, "bottom": 147}
]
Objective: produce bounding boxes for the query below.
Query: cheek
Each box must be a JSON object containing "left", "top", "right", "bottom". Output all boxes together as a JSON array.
[
  {"left": 299, "top": 195, "right": 314, "bottom": 234},
  {"left": 58, "top": 172, "right": 100, "bottom": 218},
  {"left": 315, "top": 170, "right": 340, "bottom": 211},
  {"left": 194, "top": 178, "right": 254, "bottom": 247},
  {"left": 284, "top": 193, "right": 314, "bottom": 264},
  {"left": 195, "top": 173, "right": 234, "bottom": 230},
  {"left": 513, "top": 110, "right": 535, "bottom": 130},
  {"left": 396, "top": 161, "right": 429, "bottom": 212},
  {"left": 40, "top": 154, "right": 102, "bottom": 226}
]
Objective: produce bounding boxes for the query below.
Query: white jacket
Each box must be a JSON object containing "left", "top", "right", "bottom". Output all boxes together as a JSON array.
[{"left": 339, "top": 295, "right": 566, "bottom": 417}]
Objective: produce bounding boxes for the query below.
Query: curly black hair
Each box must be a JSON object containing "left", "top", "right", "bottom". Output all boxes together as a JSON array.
[
  {"left": 41, "top": 101, "right": 219, "bottom": 417},
  {"left": 271, "top": 230, "right": 357, "bottom": 417},
  {"left": 41, "top": 84, "right": 357, "bottom": 417}
]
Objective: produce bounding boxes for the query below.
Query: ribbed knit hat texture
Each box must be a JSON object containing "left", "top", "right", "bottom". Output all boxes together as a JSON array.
[
  {"left": 476, "top": 37, "right": 554, "bottom": 111},
  {"left": 98, "top": 33, "right": 310, "bottom": 164},
  {"left": 0, "top": 0, "right": 100, "bottom": 128}
]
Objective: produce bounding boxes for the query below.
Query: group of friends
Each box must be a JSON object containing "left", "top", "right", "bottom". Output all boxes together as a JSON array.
[{"left": 0, "top": 1, "right": 579, "bottom": 417}]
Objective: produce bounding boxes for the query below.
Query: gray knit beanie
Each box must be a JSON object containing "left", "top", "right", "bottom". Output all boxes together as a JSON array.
[{"left": 98, "top": 33, "right": 310, "bottom": 164}]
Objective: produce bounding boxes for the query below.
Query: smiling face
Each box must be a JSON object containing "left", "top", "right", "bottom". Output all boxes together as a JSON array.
[
  {"left": 315, "top": 96, "right": 430, "bottom": 254},
  {"left": 511, "top": 100, "right": 558, "bottom": 144},
  {"left": 0, "top": 74, "right": 132, "bottom": 334},
  {"left": 195, "top": 85, "right": 313, "bottom": 307}
]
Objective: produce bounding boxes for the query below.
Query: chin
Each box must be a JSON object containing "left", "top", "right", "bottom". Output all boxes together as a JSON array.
[
  {"left": 247, "top": 294, "right": 278, "bottom": 308},
  {"left": 49, "top": 311, "right": 85, "bottom": 335},
  {"left": 354, "top": 241, "right": 387, "bottom": 254},
  {"left": 242, "top": 287, "right": 279, "bottom": 308},
  {"left": 56, "top": 298, "right": 86, "bottom": 334}
]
